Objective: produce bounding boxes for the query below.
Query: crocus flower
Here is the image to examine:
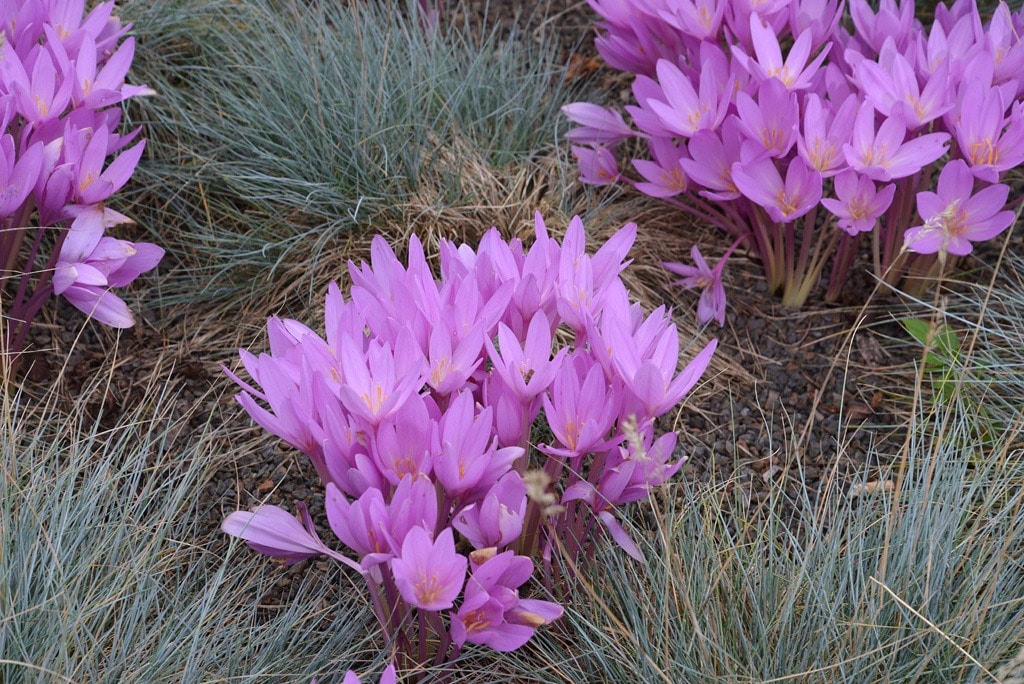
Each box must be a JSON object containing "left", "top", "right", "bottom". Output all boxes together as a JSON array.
[
  {"left": 340, "top": 664, "right": 397, "bottom": 684},
  {"left": 680, "top": 123, "right": 742, "bottom": 201},
  {"left": 571, "top": 144, "right": 619, "bottom": 185},
  {"left": 855, "top": 45, "right": 952, "bottom": 128},
  {"left": 0, "top": 136, "right": 43, "bottom": 218},
  {"left": 337, "top": 330, "right": 426, "bottom": 426},
  {"left": 451, "top": 550, "right": 562, "bottom": 651},
  {"left": 65, "top": 125, "right": 146, "bottom": 205},
  {"left": 222, "top": 502, "right": 363, "bottom": 573},
  {"left": 658, "top": 0, "right": 726, "bottom": 41},
  {"left": 662, "top": 244, "right": 727, "bottom": 326},
  {"left": 903, "top": 160, "right": 1015, "bottom": 257},
  {"left": 820, "top": 170, "right": 896, "bottom": 235},
  {"left": 339, "top": 663, "right": 395, "bottom": 684},
  {"left": 733, "top": 79, "right": 799, "bottom": 159},
  {"left": 731, "top": 13, "right": 830, "bottom": 90},
  {"left": 453, "top": 471, "right": 527, "bottom": 550},
  {"left": 647, "top": 58, "right": 729, "bottom": 137},
  {"left": 485, "top": 314, "right": 566, "bottom": 403},
  {"left": 731, "top": 154, "right": 822, "bottom": 223},
  {"left": 391, "top": 527, "right": 466, "bottom": 611},
  {"left": 52, "top": 205, "right": 164, "bottom": 328},
  {"left": 954, "top": 81, "right": 1024, "bottom": 183},
  {"left": 540, "top": 355, "right": 620, "bottom": 457},
  {"left": 843, "top": 103, "right": 949, "bottom": 181},
  {"left": 632, "top": 136, "right": 689, "bottom": 197},
  {"left": 797, "top": 93, "right": 856, "bottom": 177},
  {"left": 562, "top": 102, "right": 635, "bottom": 145}
]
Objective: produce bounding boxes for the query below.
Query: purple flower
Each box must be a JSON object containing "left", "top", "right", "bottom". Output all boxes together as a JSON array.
[
  {"left": 731, "top": 154, "right": 822, "bottom": 223},
  {"left": 843, "top": 103, "right": 949, "bottom": 181},
  {"left": 797, "top": 93, "right": 856, "bottom": 177},
  {"left": 820, "top": 170, "right": 896, "bottom": 235},
  {"left": 632, "top": 137, "right": 689, "bottom": 198},
  {"left": 731, "top": 13, "right": 830, "bottom": 90},
  {"left": 954, "top": 81, "right": 1024, "bottom": 183},
  {"left": 485, "top": 314, "right": 566, "bottom": 403},
  {"left": 341, "top": 663, "right": 397, "bottom": 684},
  {"left": 52, "top": 205, "right": 164, "bottom": 328},
  {"left": 733, "top": 78, "right": 799, "bottom": 159},
  {"left": 571, "top": 144, "right": 619, "bottom": 185},
  {"left": 0, "top": 136, "right": 43, "bottom": 218},
  {"left": 562, "top": 102, "right": 635, "bottom": 145},
  {"left": 221, "top": 502, "right": 362, "bottom": 573},
  {"left": 680, "top": 120, "right": 743, "bottom": 200},
  {"left": 453, "top": 471, "right": 527, "bottom": 549},
  {"left": 855, "top": 46, "right": 952, "bottom": 128},
  {"left": 647, "top": 58, "right": 729, "bottom": 137},
  {"left": 450, "top": 550, "right": 562, "bottom": 651},
  {"left": 662, "top": 244, "right": 727, "bottom": 326},
  {"left": 903, "top": 160, "right": 1015, "bottom": 257},
  {"left": 391, "top": 527, "right": 466, "bottom": 611},
  {"left": 540, "top": 355, "right": 620, "bottom": 457}
]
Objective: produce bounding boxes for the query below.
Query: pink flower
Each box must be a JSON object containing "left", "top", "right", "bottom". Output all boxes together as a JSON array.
[
  {"left": 855, "top": 45, "right": 952, "bottom": 128},
  {"left": 485, "top": 314, "right": 566, "bottom": 403},
  {"left": 731, "top": 154, "right": 822, "bottom": 223},
  {"left": 647, "top": 58, "right": 729, "bottom": 137},
  {"left": 903, "top": 160, "right": 1015, "bottom": 257},
  {"left": 820, "top": 170, "right": 896, "bottom": 235},
  {"left": 221, "top": 502, "right": 362, "bottom": 573},
  {"left": 797, "top": 93, "right": 857, "bottom": 177},
  {"left": 52, "top": 205, "right": 164, "bottom": 328},
  {"left": 540, "top": 354, "right": 620, "bottom": 458},
  {"left": 571, "top": 144, "right": 619, "bottom": 185},
  {"left": 731, "top": 13, "right": 830, "bottom": 90},
  {"left": 453, "top": 471, "right": 527, "bottom": 550},
  {"left": 562, "top": 102, "right": 635, "bottom": 145},
  {"left": 662, "top": 244, "right": 727, "bottom": 326},
  {"left": 450, "top": 550, "right": 562, "bottom": 651},
  {"left": 954, "top": 81, "right": 1024, "bottom": 183},
  {"left": 843, "top": 103, "right": 949, "bottom": 181},
  {"left": 391, "top": 527, "right": 466, "bottom": 611},
  {"left": 341, "top": 663, "right": 397, "bottom": 684}
]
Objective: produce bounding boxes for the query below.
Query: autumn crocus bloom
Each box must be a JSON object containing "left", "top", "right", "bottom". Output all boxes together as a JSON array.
[
  {"left": 453, "top": 471, "right": 527, "bottom": 549},
  {"left": 731, "top": 13, "right": 830, "bottom": 90},
  {"left": 340, "top": 664, "right": 397, "bottom": 684},
  {"left": 954, "top": 81, "right": 1024, "bottom": 183},
  {"left": 571, "top": 144, "right": 619, "bottom": 185},
  {"left": 391, "top": 527, "right": 466, "bottom": 611},
  {"left": 221, "top": 502, "right": 363, "bottom": 573},
  {"left": 540, "top": 356, "right": 620, "bottom": 458},
  {"left": 733, "top": 79, "right": 799, "bottom": 158},
  {"left": 52, "top": 205, "right": 164, "bottom": 327},
  {"left": 843, "top": 103, "right": 949, "bottom": 182},
  {"left": 562, "top": 102, "right": 635, "bottom": 145},
  {"left": 485, "top": 314, "right": 567, "bottom": 403},
  {"left": 451, "top": 550, "right": 562, "bottom": 651},
  {"left": 903, "top": 160, "right": 1014, "bottom": 257},
  {"left": 662, "top": 243, "right": 729, "bottom": 326},
  {"left": 855, "top": 45, "right": 952, "bottom": 128},
  {"left": 647, "top": 58, "right": 729, "bottom": 137},
  {"left": 798, "top": 93, "right": 857, "bottom": 177},
  {"left": 0, "top": 136, "right": 43, "bottom": 217},
  {"left": 731, "top": 154, "right": 822, "bottom": 223},
  {"left": 680, "top": 118, "right": 743, "bottom": 200},
  {"left": 820, "top": 170, "right": 896, "bottom": 235}
]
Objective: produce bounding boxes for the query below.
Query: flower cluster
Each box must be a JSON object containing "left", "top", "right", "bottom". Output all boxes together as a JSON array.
[
  {"left": 222, "top": 213, "right": 715, "bottom": 677},
  {"left": 565, "top": 0, "right": 1021, "bottom": 317},
  {"left": 0, "top": 0, "right": 160, "bottom": 358}
]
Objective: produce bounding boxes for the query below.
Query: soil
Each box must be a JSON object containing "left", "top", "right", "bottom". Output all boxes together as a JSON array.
[{"left": 11, "top": 0, "right": 1015, "bottom": 636}]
